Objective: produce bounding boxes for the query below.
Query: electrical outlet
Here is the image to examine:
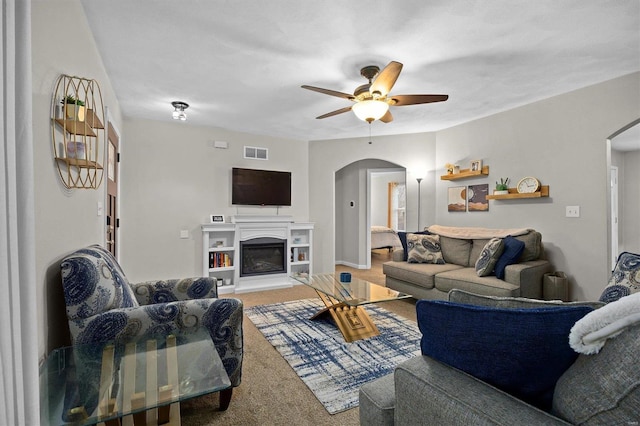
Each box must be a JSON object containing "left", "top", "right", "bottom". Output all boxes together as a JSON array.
[{"left": 566, "top": 206, "right": 580, "bottom": 218}]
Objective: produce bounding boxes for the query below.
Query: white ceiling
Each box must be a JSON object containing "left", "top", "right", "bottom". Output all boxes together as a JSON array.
[{"left": 80, "top": 0, "right": 640, "bottom": 142}]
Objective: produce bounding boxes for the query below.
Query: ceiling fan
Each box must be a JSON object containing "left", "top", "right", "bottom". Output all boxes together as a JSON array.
[{"left": 301, "top": 61, "right": 448, "bottom": 123}]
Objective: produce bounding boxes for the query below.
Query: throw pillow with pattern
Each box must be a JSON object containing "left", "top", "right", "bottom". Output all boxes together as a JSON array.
[
  {"left": 407, "top": 233, "right": 445, "bottom": 264},
  {"left": 600, "top": 251, "right": 640, "bottom": 303},
  {"left": 475, "top": 237, "right": 505, "bottom": 277}
]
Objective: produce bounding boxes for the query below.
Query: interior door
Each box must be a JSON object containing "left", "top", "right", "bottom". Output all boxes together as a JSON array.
[{"left": 106, "top": 121, "right": 119, "bottom": 257}]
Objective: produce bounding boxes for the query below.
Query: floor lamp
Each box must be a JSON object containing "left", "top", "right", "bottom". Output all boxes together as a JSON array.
[{"left": 416, "top": 177, "right": 422, "bottom": 230}]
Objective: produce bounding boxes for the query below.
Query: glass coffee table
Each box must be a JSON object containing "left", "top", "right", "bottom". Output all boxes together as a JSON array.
[
  {"left": 291, "top": 273, "right": 411, "bottom": 342},
  {"left": 40, "top": 330, "right": 230, "bottom": 425}
]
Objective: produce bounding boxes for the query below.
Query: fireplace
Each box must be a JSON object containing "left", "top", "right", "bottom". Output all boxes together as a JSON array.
[{"left": 240, "top": 237, "right": 286, "bottom": 277}]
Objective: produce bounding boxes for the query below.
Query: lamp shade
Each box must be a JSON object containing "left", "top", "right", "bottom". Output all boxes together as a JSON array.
[{"left": 352, "top": 100, "right": 389, "bottom": 123}]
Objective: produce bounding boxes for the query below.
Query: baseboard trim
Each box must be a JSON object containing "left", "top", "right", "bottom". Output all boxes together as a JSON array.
[{"left": 335, "top": 260, "right": 368, "bottom": 270}]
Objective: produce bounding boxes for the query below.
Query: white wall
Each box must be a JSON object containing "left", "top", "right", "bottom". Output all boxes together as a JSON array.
[
  {"left": 31, "top": 0, "right": 124, "bottom": 355},
  {"left": 119, "top": 118, "right": 309, "bottom": 282},
  {"left": 435, "top": 72, "right": 640, "bottom": 301},
  {"left": 310, "top": 132, "right": 438, "bottom": 274}
]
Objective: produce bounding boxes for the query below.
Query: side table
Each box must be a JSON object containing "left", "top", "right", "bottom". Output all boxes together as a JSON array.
[{"left": 40, "top": 331, "right": 230, "bottom": 425}]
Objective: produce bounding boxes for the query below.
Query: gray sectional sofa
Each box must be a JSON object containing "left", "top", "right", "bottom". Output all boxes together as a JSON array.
[
  {"left": 383, "top": 225, "right": 553, "bottom": 300},
  {"left": 359, "top": 290, "right": 639, "bottom": 425}
]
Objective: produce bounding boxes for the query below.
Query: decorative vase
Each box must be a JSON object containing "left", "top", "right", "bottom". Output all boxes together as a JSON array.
[{"left": 494, "top": 190, "right": 509, "bottom": 195}]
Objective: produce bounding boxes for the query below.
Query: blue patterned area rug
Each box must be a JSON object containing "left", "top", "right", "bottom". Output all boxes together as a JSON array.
[{"left": 245, "top": 298, "right": 421, "bottom": 414}]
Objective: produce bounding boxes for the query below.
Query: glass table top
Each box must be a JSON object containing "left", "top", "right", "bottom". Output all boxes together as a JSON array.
[
  {"left": 291, "top": 273, "right": 411, "bottom": 306},
  {"left": 40, "top": 330, "right": 230, "bottom": 425}
]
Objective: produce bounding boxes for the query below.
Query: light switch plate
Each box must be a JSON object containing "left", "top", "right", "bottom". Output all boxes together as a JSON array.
[{"left": 180, "top": 229, "right": 189, "bottom": 239}]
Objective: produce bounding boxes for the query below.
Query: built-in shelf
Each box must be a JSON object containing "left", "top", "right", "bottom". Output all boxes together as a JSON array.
[
  {"left": 441, "top": 165, "right": 489, "bottom": 180},
  {"left": 486, "top": 185, "right": 550, "bottom": 200}
]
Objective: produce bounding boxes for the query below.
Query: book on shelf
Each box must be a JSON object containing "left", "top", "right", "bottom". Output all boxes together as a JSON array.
[{"left": 209, "top": 252, "right": 232, "bottom": 268}]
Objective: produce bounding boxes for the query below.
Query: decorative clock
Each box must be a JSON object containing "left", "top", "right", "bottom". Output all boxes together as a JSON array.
[{"left": 516, "top": 177, "right": 540, "bottom": 194}]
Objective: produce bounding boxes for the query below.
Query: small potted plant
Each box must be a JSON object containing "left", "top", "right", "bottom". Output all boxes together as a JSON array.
[
  {"left": 495, "top": 178, "right": 509, "bottom": 195},
  {"left": 445, "top": 163, "right": 454, "bottom": 174},
  {"left": 62, "top": 95, "right": 86, "bottom": 122},
  {"left": 445, "top": 163, "right": 460, "bottom": 174}
]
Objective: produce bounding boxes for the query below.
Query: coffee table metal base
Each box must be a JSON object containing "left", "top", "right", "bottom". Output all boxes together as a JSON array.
[{"left": 312, "top": 291, "right": 380, "bottom": 342}]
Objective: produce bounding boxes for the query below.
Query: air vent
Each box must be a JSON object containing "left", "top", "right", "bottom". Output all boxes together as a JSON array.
[{"left": 244, "top": 146, "right": 268, "bottom": 160}]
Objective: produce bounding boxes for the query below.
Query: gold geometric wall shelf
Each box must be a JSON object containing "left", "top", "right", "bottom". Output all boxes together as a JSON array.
[{"left": 51, "top": 74, "right": 105, "bottom": 189}]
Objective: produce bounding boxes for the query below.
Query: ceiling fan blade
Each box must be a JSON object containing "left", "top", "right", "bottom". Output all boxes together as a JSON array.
[
  {"left": 370, "top": 61, "right": 403, "bottom": 97},
  {"left": 391, "top": 94, "right": 449, "bottom": 106},
  {"left": 301, "top": 85, "right": 355, "bottom": 100},
  {"left": 380, "top": 110, "right": 393, "bottom": 123},
  {"left": 316, "top": 105, "right": 353, "bottom": 119}
]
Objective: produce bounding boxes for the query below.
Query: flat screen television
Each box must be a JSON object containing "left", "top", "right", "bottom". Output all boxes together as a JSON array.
[{"left": 232, "top": 167, "right": 292, "bottom": 206}]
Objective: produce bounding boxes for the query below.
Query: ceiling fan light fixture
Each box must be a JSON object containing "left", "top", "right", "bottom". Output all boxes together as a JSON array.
[
  {"left": 171, "top": 101, "right": 189, "bottom": 121},
  {"left": 352, "top": 100, "right": 389, "bottom": 123}
]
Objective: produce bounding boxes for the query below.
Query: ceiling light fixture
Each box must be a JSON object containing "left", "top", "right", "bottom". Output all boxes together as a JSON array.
[
  {"left": 171, "top": 101, "right": 189, "bottom": 121},
  {"left": 352, "top": 100, "right": 389, "bottom": 123}
]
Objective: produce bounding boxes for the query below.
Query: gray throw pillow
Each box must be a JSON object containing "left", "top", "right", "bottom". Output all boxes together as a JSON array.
[
  {"left": 407, "top": 234, "right": 445, "bottom": 264},
  {"left": 475, "top": 237, "right": 504, "bottom": 276}
]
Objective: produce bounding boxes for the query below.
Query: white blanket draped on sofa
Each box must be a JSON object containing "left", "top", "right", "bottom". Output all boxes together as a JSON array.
[{"left": 427, "top": 225, "right": 532, "bottom": 239}]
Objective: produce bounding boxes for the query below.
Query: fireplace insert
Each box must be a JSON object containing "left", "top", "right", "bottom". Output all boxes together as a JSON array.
[{"left": 240, "top": 237, "right": 286, "bottom": 277}]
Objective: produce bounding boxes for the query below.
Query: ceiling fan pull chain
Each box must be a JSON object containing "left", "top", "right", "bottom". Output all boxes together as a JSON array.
[{"left": 368, "top": 122, "right": 373, "bottom": 144}]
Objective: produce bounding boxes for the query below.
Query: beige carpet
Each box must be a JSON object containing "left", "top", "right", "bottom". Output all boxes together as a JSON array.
[{"left": 180, "top": 250, "right": 417, "bottom": 425}]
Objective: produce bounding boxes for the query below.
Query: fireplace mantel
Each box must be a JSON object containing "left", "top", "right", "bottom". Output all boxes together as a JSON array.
[{"left": 231, "top": 215, "right": 293, "bottom": 223}]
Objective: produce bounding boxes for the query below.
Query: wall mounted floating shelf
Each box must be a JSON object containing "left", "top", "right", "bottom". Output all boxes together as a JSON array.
[
  {"left": 486, "top": 185, "right": 550, "bottom": 200},
  {"left": 440, "top": 165, "right": 489, "bottom": 180},
  {"left": 51, "top": 74, "right": 105, "bottom": 189}
]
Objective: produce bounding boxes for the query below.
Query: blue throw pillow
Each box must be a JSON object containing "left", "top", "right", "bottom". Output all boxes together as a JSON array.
[
  {"left": 398, "top": 230, "right": 431, "bottom": 261},
  {"left": 494, "top": 235, "right": 525, "bottom": 279},
  {"left": 416, "top": 300, "right": 593, "bottom": 412}
]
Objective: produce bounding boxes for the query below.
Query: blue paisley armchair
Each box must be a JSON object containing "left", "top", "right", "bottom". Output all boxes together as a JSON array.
[{"left": 60, "top": 244, "right": 243, "bottom": 410}]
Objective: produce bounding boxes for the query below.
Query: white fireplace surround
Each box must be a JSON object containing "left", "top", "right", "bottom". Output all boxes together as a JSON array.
[{"left": 201, "top": 216, "right": 313, "bottom": 294}]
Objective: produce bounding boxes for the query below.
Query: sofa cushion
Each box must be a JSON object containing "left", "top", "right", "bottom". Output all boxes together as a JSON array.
[
  {"left": 407, "top": 234, "right": 445, "bottom": 264},
  {"left": 398, "top": 231, "right": 431, "bottom": 262},
  {"left": 359, "top": 373, "right": 395, "bottom": 426},
  {"left": 469, "top": 238, "right": 491, "bottom": 266},
  {"left": 448, "top": 289, "right": 604, "bottom": 310},
  {"left": 439, "top": 236, "right": 472, "bottom": 266},
  {"left": 599, "top": 251, "right": 640, "bottom": 303},
  {"left": 493, "top": 236, "right": 526, "bottom": 279},
  {"left": 514, "top": 231, "right": 542, "bottom": 262},
  {"left": 475, "top": 238, "right": 505, "bottom": 276},
  {"left": 435, "top": 268, "right": 520, "bottom": 297},
  {"left": 383, "top": 261, "right": 463, "bottom": 290},
  {"left": 416, "top": 300, "right": 594, "bottom": 411},
  {"left": 553, "top": 322, "right": 640, "bottom": 423}
]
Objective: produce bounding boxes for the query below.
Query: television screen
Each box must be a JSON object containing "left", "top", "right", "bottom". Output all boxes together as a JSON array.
[{"left": 232, "top": 168, "right": 292, "bottom": 206}]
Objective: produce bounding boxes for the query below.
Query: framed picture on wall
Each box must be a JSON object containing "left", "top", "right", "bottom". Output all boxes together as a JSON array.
[
  {"left": 448, "top": 186, "right": 467, "bottom": 212},
  {"left": 210, "top": 214, "right": 225, "bottom": 223},
  {"left": 468, "top": 184, "right": 489, "bottom": 212}
]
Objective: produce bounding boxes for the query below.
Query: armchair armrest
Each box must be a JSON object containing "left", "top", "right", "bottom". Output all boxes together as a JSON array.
[
  {"left": 130, "top": 277, "right": 218, "bottom": 305},
  {"left": 69, "top": 297, "right": 243, "bottom": 386},
  {"left": 394, "top": 356, "right": 570, "bottom": 425}
]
